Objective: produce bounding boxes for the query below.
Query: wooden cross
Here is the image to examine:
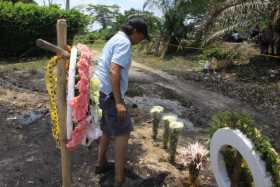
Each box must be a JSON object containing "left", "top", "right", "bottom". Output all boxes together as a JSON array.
[{"left": 36, "top": 19, "right": 72, "bottom": 187}]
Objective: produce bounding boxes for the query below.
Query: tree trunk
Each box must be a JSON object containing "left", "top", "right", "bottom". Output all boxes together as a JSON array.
[
  {"left": 66, "top": 0, "right": 70, "bottom": 10},
  {"left": 154, "top": 38, "right": 161, "bottom": 56},
  {"left": 160, "top": 37, "right": 170, "bottom": 59}
]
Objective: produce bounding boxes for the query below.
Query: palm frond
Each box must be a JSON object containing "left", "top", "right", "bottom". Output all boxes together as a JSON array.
[
  {"left": 272, "top": 5, "right": 280, "bottom": 25},
  {"left": 144, "top": 0, "right": 179, "bottom": 13},
  {"left": 204, "top": 23, "right": 240, "bottom": 44},
  {"left": 201, "top": 0, "right": 271, "bottom": 44}
]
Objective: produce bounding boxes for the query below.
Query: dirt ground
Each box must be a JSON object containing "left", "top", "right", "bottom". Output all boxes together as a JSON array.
[
  {"left": 0, "top": 66, "right": 216, "bottom": 187},
  {"left": 0, "top": 47, "right": 279, "bottom": 186}
]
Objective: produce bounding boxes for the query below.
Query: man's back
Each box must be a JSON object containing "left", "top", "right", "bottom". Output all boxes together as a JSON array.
[{"left": 94, "top": 31, "right": 132, "bottom": 97}]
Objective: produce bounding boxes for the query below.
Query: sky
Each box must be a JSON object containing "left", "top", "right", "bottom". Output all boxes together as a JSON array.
[
  {"left": 34, "top": 0, "right": 160, "bottom": 15},
  {"left": 34, "top": 0, "right": 161, "bottom": 31}
]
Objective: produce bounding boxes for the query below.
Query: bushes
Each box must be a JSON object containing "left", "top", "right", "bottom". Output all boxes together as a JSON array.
[
  {"left": 73, "top": 32, "right": 98, "bottom": 44},
  {"left": 0, "top": 2, "right": 89, "bottom": 57},
  {"left": 93, "top": 27, "right": 115, "bottom": 41},
  {"left": 204, "top": 48, "right": 240, "bottom": 61}
]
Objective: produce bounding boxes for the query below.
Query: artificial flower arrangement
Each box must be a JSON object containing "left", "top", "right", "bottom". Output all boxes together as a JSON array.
[
  {"left": 66, "top": 44, "right": 102, "bottom": 151},
  {"left": 45, "top": 44, "right": 102, "bottom": 150}
]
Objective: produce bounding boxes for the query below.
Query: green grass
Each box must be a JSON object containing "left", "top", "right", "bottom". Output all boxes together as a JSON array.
[
  {"left": 132, "top": 52, "right": 204, "bottom": 72},
  {"left": 89, "top": 40, "right": 204, "bottom": 72},
  {"left": 89, "top": 40, "right": 106, "bottom": 51},
  {"left": 0, "top": 39, "right": 105, "bottom": 74},
  {"left": 0, "top": 58, "right": 48, "bottom": 73}
]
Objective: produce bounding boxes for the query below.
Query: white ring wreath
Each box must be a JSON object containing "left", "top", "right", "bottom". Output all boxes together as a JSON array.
[{"left": 210, "top": 128, "right": 272, "bottom": 187}]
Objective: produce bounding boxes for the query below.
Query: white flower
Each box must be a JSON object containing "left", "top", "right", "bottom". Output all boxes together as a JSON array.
[
  {"left": 169, "top": 121, "right": 184, "bottom": 130},
  {"left": 162, "top": 114, "right": 177, "bottom": 123},
  {"left": 150, "top": 105, "right": 164, "bottom": 114}
]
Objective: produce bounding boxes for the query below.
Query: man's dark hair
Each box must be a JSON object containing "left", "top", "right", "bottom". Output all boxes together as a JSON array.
[
  {"left": 121, "top": 24, "right": 134, "bottom": 36},
  {"left": 121, "top": 18, "right": 150, "bottom": 40}
]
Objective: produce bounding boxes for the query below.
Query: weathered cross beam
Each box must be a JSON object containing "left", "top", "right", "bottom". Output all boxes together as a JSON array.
[
  {"left": 36, "top": 39, "right": 70, "bottom": 58},
  {"left": 36, "top": 19, "right": 72, "bottom": 187}
]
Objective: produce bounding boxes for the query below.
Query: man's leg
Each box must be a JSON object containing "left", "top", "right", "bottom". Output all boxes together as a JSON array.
[
  {"left": 96, "top": 133, "right": 110, "bottom": 168},
  {"left": 114, "top": 133, "right": 129, "bottom": 185}
]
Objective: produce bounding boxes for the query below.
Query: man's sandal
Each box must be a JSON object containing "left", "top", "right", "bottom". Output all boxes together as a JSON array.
[{"left": 95, "top": 161, "right": 115, "bottom": 174}]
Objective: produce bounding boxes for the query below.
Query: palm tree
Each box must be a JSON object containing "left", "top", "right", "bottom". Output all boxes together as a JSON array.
[
  {"left": 66, "top": 0, "right": 70, "bottom": 10},
  {"left": 86, "top": 4, "right": 121, "bottom": 29},
  {"left": 144, "top": 0, "right": 208, "bottom": 57},
  {"left": 200, "top": 0, "right": 280, "bottom": 44}
]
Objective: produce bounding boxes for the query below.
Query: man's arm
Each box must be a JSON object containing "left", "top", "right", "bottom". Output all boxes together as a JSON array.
[{"left": 109, "top": 63, "right": 127, "bottom": 121}]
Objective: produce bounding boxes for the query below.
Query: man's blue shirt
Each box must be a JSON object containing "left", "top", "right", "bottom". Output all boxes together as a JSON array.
[{"left": 94, "top": 31, "right": 132, "bottom": 97}]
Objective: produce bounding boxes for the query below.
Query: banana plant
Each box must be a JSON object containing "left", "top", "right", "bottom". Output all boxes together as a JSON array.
[{"left": 143, "top": 0, "right": 209, "bottom": 56}]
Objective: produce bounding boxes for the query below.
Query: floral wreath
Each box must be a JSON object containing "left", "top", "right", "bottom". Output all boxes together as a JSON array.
[{"left": 45, "top": 44, "right": 102, "bottom": 151}]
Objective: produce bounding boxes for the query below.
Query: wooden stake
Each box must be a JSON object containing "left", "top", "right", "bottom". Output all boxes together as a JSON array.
[
  {"left": 56, "top": 19, "right": 72, "bottom": 187},
  {"left": 36, "top": 39, "right": 70, "bottom": 58}
]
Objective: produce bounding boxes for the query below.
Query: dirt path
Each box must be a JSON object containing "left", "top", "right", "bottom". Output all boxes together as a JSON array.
[
  {"left": 131, "top": 60, "right": 280, "bottom": 153},
  {"left": 94, "top": 50, "right": 270, "bottom": 123},
  {"left": 131, "top": 62, "right": 275, "bottom": 125},
  {"left": 92, "top": 49, "right": 280, "bottom": 149}
]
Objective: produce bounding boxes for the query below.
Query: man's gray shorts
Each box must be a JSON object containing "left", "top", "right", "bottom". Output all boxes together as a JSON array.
[{"left": 99, "top": 92, "right": 133, "bottom": 137}]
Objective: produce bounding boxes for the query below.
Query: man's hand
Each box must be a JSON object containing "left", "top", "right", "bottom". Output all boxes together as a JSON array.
[{"left": 115, "top": 102, "right": 127, "bottom": 122}]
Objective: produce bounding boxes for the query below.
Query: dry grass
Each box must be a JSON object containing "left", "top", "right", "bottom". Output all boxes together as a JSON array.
[
  {"left": 88, "top": 40, "right": 106, "bottom": 51},
  {"left": 132, "top": 52, "right": 203, "bottom": 73},
  {"left": 132, "top": 42, "right": 260, "bottom": 73},
  {"left": 0, "top": 58, "right": 47, "bottom": 73}
]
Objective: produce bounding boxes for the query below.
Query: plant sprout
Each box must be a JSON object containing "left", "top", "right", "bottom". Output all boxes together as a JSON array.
[
  {"left": 150, "top": 106, "right": 164, "bottom": 140},
  {"left": 169, "top": 121, "right": 184, "bottom": 164},
  {"left": 162, "top": 114, "right": 177, "bottom": 149},
  {"left": 178, "top": 142, "right": 208, "bottom": 186}
]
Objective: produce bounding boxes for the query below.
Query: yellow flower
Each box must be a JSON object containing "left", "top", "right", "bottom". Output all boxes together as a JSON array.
[
  {"left": 91, "top": 78, "right": 101, "bottom": 91},
  {"left": 270, "top": 147, "right": 279, "bottom": 156},
  {"left": 254, "top": 128, "right": 262, "bottom": 138},
  {"left": 90, "top": 78, "right": 101, "bottom": 104},
  {"left": 92, "top": 95, "right": 100, "bottom": 104},
  {"left": 96, "top": 108, "right": 102, "bottom": 118},
  {"left": 45, "top": 56, "right": 67, "bottom": 147}
]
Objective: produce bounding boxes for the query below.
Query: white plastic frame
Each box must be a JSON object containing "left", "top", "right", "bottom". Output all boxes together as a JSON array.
[
  {"left": 210, "top": 128, "right": 272, "bottom": 187},
  {"left": 66, "top": 47, "right": 78, "bottom": 140}
]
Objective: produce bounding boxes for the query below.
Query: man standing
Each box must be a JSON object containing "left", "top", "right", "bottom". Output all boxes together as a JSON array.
[{"left": 94, "top": 18, "right": 149, "bottom": 187}]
